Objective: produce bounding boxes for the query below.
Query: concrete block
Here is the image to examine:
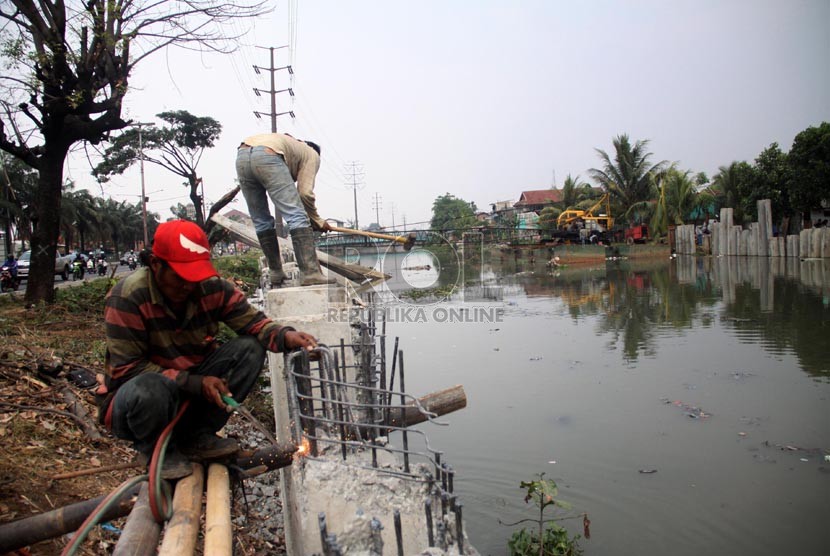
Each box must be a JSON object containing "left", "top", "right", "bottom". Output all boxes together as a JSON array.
[
  {"left": 728, "top": 227, "right": 738, "bottom": 256},
  {"left": 711, "top": 223, "right": 720, "bottom": 256},
  {"left": 740, "top": 229, "right": 750, "bottom": 256}
]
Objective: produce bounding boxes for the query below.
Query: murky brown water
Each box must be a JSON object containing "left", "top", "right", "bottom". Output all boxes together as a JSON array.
[{"left": 383, "top": 254, "right": 829, "bottom": 555}]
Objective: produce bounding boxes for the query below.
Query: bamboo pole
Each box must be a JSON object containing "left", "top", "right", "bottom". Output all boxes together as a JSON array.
[
  {"left": 205, "top": 463, "right": 232, "bottom": 555},
  {"left": 113, "top": 483, "right": 160, "bottom": 556},
  {"left": 158, "top": 464, "right": 204, "bottom": 556}
]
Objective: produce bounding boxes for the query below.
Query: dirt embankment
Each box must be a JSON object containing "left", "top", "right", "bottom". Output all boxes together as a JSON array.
[{"left": 0, "top": 299, "right": 282, "bottom": 555}]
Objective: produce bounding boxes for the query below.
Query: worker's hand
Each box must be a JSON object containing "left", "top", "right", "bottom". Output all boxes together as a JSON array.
[
  {"left": 284, "top": 330, "right": 318, "bottom": 352},
  {"left": 312, "top": 220, "right": 332, "bottom": 233},
  {"left": 201, "top": 376, "right": 231, "bottom": 408}
]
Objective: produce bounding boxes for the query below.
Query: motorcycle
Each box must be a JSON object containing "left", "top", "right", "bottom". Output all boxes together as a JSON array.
[
  {"left": 0, "top": 265, "right": 20, "bottom": 292},
  {"left": 71, "top": 260, "right": 85, "bottom": 281},
  {"left": 127, "top": 255, "right": 137, "bottom": 271},
  {"left": 97, "top": 258, "right": 108, "bottom": 276},
  {"left": 86, "top": 257, "right": 95, "bottom": 275}
]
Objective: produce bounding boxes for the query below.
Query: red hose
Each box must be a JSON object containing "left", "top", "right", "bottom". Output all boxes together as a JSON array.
[{"left": 149, "top": 399, "right": 190, "bottom": 522}]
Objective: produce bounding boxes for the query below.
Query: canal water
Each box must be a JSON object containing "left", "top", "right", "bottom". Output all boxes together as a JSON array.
[{"left": 372, "top": 250, "right": 829, "bottom": 555}]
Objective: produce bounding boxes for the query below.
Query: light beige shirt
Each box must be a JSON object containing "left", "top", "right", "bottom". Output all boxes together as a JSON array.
[{"left": 242, "top": 133, "right": 325, "bottom": 229}]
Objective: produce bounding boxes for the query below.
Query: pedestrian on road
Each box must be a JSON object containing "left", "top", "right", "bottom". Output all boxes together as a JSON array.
[
  {"left": 96, "top": 220, "right": 319, "bottom": 479},
  {"left": 235, "top": 132, "right": 335, "bottom": 287}
]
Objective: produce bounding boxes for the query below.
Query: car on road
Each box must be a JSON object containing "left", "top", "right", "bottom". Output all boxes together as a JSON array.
[{"left": 16, "top": 250, "right": 73, "bottom": 281}]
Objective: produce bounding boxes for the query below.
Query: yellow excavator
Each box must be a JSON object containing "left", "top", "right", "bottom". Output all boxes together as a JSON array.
[{"left": 556, "top": 193, "right": 614, "bottom": 231}]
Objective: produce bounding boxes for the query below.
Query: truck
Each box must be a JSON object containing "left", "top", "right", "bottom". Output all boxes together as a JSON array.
[
  {"left": 556, "top": 193, "right": 615, "bottom": 232},
  {"left": 16, "top": 249, "right": 74, "bottom": 281}
]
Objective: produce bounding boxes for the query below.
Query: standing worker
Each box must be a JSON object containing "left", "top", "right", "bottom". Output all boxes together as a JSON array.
[
  {"left": 97, "top": 220, "right": 320, "bottom": 478},
  {"left": 236, "top": 132, "right": 334, "bottom": 287}
]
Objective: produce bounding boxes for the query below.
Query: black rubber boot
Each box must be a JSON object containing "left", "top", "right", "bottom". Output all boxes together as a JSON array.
[
  {"left": 256, "top": 230, "right": 287, "bottom": 288},
  {"left": 290, "top": 227, "right": 335, "bottom": 286}
]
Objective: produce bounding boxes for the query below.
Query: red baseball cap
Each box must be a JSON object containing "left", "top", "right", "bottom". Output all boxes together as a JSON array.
[{"left": 152, "top": 220, "right": 218, "bottom": 282}]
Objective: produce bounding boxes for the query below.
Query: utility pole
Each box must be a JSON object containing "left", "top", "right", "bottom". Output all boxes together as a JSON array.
[
  {"left": 132, "top": 122, "right": 155, "bottom": 248},
  {"left": 372, "top": 193, "right": 382, "bottom": 227},
  {"left": 253, "top": 45, "right": 295, "bottom": 132},
  {"left": 253, "top": 45, "right": 294, "bottom": 236},
  {"left": 345, "top": 162, "right": 364, "bottom": 230},
  {"left": 390, "top": 202, "right": 396, "bottom": 231}
]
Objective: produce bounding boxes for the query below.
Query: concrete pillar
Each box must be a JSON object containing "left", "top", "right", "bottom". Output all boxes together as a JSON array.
[
  {"left": 719, "top": 209, "right": 730, "bottom": 255},
  {"left": 778, "top": 236, "right": 787, "bottom": 257},
  {"left": 711, "top": 222, "right": 720, "bottom": 256},
  {"left": 266, "top": 284, "right": 353, "bottom": 556},
  {"left": 757, "top": 199, "right": 772, "bottom": 257},
  {"left": 799, "top": 229, "right": 810, "bottom": 258},
  {"left": 770, "top": 236, "right": 780, "bottom": 257},
  {"left": 759, "top": 257, "right": 773, "bottom": 312},
  {"left": 822, "top": 228, "right": 830, "bottom": 258},
  {"left": 688, "top": 225, "right": 697, "bottom": 255},
  {"left": 739, "top": 229, "right": 750, "bottom": 257},
  {"left": 788, "top": 235, "right": 800, "bottom": 259},
  {"left": 748, "top": 223, "right": 759, "bottom": 257},
  {"left": 726, "top": 226, "right": 741, "bottom": 257},
  {"left": 810, "top": 228, "right": 822, "bottom": 258}
]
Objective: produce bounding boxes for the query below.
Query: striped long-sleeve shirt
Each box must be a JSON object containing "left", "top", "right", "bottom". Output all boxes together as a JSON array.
[{"left": 99, "top": 268, "right": 285, "bottom": 416}]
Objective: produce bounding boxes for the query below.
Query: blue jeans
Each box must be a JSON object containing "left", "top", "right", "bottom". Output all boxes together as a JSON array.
[
  {"left": 110, "top": 336, "right": 266, "bottom": 455},
  {"left": 236, "top": 146, "right": 310, "bottom": 233}
]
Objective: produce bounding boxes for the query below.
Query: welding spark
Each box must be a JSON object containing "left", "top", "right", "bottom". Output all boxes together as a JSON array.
[{"left": 294, "top": 437, "right": 311, "bottom": 459}]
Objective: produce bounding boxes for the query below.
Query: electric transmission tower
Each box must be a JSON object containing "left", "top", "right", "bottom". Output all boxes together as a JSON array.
[
  {"left": 345, "top": 162, "right": 365, "bottom": 230},
  {"left": 372, "top": 193, "right": 382, "bottom": 227}
]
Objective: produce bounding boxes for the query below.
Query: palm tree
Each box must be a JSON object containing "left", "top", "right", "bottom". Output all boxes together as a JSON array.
[
  {"left": 711, "top": 161, "right": 753, "bottom": 225},
  {"left": 650, "top": 166, "right": 699, "bottom": 236},
  {"left": 560, "top": 174, "right": 593, "bottom": 210},
  {"left": 589, "top": 135, "right": 667, "bottom": 224}
]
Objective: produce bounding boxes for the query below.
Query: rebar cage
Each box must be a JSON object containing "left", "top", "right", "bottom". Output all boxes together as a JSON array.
[{"left": 282, "top": 315, "right": 469, "bottom": 554}]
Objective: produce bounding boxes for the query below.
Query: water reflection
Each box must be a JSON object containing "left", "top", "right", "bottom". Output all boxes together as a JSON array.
[{"left": 493, "top": 255, "right": 830, "bottom": 378}]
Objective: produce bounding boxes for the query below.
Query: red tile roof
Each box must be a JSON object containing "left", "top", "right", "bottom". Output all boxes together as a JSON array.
[{"left": 514, "top": 189, "right": 563, "bottom": 207}]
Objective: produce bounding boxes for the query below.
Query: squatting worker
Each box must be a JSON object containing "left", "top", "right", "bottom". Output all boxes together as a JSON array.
[
  {"left": 236, "top": 132, "right": 335, "bottom": 288},
  {"left": 96, "top": 220, "right": 319, "bottom": 479}
]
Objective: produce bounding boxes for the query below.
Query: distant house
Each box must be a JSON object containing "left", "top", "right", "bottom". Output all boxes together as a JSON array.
[
  {"left": 476, "top": 211, "right": 493, "bottom": 224},
  {"left": 513, "top": 189, "right": 563, "bottom": 213}
]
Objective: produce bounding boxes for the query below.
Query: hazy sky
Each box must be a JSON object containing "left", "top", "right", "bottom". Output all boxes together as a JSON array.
[{"left": 64, "top": 0, "right": 830, "bottom": 229}]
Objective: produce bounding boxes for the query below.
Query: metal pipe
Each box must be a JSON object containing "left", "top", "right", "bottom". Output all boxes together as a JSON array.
[
  {"left": 398, "top": 349, "right": 410, "bottom": 473},
  {"left": 393, "top": 510, "right": 403, "bottom": 556},
  {"left": 319, "top": 513, "right": 330, "bottom": 556},
  {"left": 425, "top": 499, "right": 434, "bottom": 547},
  {"left": 455, "top": 503, "right": 464, "bottom": 554}
]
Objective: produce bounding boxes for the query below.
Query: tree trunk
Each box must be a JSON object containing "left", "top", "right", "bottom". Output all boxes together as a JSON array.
[
  {"left": 189, "top": 176, "right": 205, "bottom": 227},
  {"left": 24, "top": 148, "right": 67, "bottom": 304}
]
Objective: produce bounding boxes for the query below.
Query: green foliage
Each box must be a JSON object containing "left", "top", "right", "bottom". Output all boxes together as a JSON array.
[
  {"left": 212, "top": 252, "right": 261, "bottom": 291},
  {"left": 751, "top": 143, "right": 791, "bottom": 222},
  {"left": 508, "top": 474, "right": 583, "bottom": 556},
  {"left": 787, "top": 122, "right": 830, "bottom": 214},
  {"left": 560, "top": 175, "right": 593, "bottom": 210},
  {"left": 430, "top": 193, "right": 478, "bottom": 232},
  {"left": 538, "top": 207, "right": 562, "bottom": 233},
  {"left": 508, "top": 524, "right": 582, "bottom": 556},
  {"left": 711, "top": 161, "right": 755, "bottom": 224}
]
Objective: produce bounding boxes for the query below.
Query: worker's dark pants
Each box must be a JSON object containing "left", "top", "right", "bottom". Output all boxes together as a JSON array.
[{"left": 110, "top": 336, "right": 266, "bottom": 456}]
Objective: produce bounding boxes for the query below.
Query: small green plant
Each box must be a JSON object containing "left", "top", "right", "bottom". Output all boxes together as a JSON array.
[{"left": 504, "top": 473, "right": 587, "bottom": 556}]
